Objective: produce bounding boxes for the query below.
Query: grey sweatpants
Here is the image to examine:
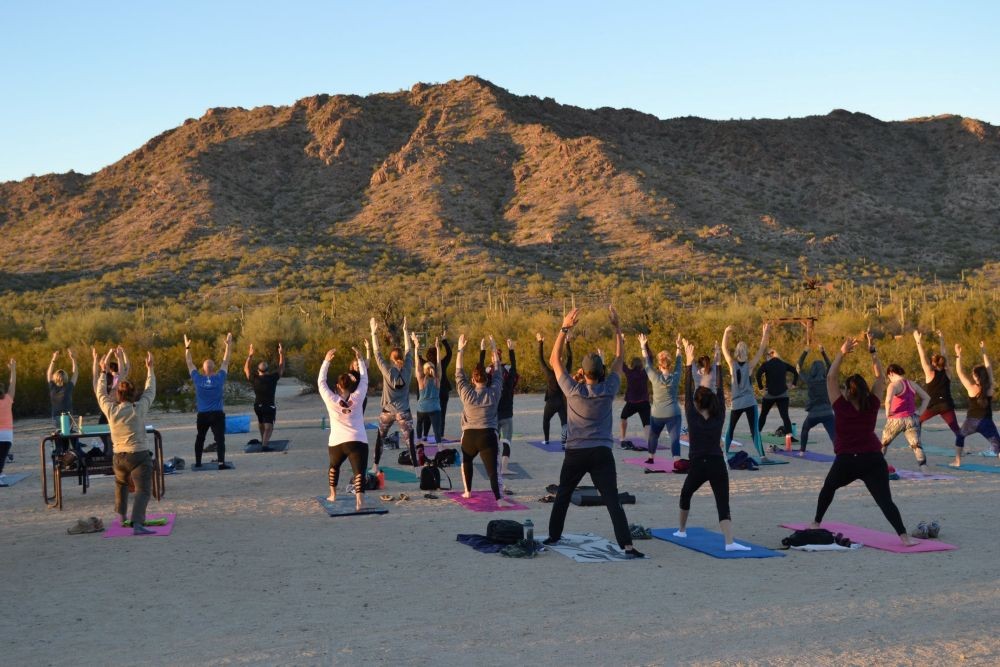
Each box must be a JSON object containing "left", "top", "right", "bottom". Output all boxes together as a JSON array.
[{"left": 113, "top": 450, "right": 152, "bottom": 525}]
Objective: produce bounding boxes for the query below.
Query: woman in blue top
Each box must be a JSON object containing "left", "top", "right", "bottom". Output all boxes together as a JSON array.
[
  {"left": 637, "top": 332, "right": 683, "bottom": 465},
  {"left": 721, "top": 323, "right": 769, "bottom": 459},
  {"left": 413, "top": 333, "right": 443, "bottom": 451}
]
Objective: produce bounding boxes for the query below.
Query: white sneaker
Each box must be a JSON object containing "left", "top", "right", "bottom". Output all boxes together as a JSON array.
[
  {"left": 0, "top": 474, "right": 8, "bottom": 486},
  {"left": 541, "top": 440, "right": 548, "bottom": 445}
]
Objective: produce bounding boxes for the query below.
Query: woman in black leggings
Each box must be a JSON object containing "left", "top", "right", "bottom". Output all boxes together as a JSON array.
[
  {"left": 455, "top": 334, "right": 506, "bottom": 500},
  {"left": 674, "top": 340, "right": 751, "bottom": 551},
  {"left": 319, "top": 348, "right": 369, "bottom": 512},
  {"left": 809, "top": 334, "right": 917, "bottom": 546},
  {"left": 536, "top": 332, "right": 572, "bottom": 447}
]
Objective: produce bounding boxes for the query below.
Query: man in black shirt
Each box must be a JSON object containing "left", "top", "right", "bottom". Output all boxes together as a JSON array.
[
  {"left": 756, "top": 348, "right": 799, "bottom": 438},
  {"left": 244, "top": 343, "right": 285, "bottom": 451}
]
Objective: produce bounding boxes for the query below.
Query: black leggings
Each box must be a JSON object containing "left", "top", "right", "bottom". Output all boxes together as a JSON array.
[
  {"left": 548, "top": 446, "right": 632, "bottom": 549},
  {"left": 194, "top": 411, "right": 226, "bottom": 465},
  {"left": 461, "top": 429, "right": 501, "bottom": 500},
  {"left": 542, "top": 400, "right": 567, "bottom": 443},
  {"left": 416, "top": 411, "right": 443, "bottom": 442},
  {"left": 814, "top": 452, "right": 906, "bottom": 535},
  {"left": 0, "top": 441, "right": 11, "bottom": 474},
  {"left": 328, "top": 442, "right": 369, "bottom": 494},
  {"left": 679, "top": 455, "right": 730, "bottom": 521},
  {"left": 439, "top": 391, "right": 450, "bottom": 435},
  {"left": 758, "top": 397, "right": 792, "bottom": 434}
]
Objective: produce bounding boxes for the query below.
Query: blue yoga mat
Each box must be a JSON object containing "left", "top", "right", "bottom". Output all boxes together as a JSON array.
[
  {"left": 0, "top": 472, "right": 30, "bottom": 487},
  {"left": 936, "top": 463, "right": 1000, "bottom": 474},
  {"left": 650, "top": 527, "right": 784, "bottom": 559}
]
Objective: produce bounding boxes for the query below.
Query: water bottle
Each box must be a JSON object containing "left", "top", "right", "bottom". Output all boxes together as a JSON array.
[
  {"left": 523, "top": 518, "right": 534, "bottom": 556},
  {"left": 455, "top": 449, "right": 461, "bottom": 465},
  {"left": 59, "top": 412, "right": 71, "bottom": 436},
  {"left": 791, "top": 422, "right": 798, "bottom": 437},
  {"left": 785, "top": 433, "right": 793, "bottom": 451},
  {"left": 320, "top": 415, "right": 327, "bottom": 430}
]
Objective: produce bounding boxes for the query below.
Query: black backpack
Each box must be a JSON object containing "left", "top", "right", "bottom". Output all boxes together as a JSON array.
[
  {"left": 433, "top": 449, "right": 457, "bottom": 467},
  {"left": 487, "top": 519, "right": 523, "bottom": 545},
  {"left": 398, "top": 450, "right": 412, "bottom": 466},
  {"left": 419, "top": 463, "right": 453, "bottom": 491},
  {"left": 781, "top": 528, "right": 836, "bottom": 548}
]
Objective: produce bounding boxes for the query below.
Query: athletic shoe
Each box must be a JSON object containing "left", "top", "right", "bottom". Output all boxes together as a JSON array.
[
  {"left": 218, "top": 462, "right": 233, "bottom": 470},
  {"left": 927, "top": 521, "right": 941, "bottom": 538},
  {"left": 542, "top": 536, "right": 560, "bottom": 546},
  {"left": 911, "top": 521, "right": 929, "bottom": 539},
  {"left": 192, "top": 463, "right": 203, "bottom": 469},
  {"left": 541, "top": 440, "right": 548, "bottom": 445},
  {"left": 624, "top": 547, "right": 646, "bottom": 559}
]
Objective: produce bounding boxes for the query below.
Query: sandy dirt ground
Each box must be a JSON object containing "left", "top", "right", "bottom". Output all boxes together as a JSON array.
[{"left": 2, "top": 382, "right": 998, "bottom": 666}]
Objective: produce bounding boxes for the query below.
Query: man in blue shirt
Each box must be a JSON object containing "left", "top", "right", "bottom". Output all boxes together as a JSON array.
[
  {"left": 185, "top": 332, "right": 234, "bottom": 470},
  {"left": 544, "top": 306, "right": 644, "bottom": 559}
]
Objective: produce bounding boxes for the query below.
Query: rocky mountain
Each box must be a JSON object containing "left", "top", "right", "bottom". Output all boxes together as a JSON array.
[{"left": 3, "top": 75, "right": 998, "bottom": 306}]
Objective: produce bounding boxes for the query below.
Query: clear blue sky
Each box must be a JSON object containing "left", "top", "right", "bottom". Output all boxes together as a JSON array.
[{"left": 2, "top": 0, "right": 996, "bottom": 182}]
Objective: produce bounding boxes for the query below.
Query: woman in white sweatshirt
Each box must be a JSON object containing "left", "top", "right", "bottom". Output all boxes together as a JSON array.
[{"left": 319, "top": 347, "right": 369, "bottom": 511}]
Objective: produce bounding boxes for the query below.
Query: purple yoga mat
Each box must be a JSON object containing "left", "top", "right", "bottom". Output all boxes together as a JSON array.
[
  {"left": 623, "top": 457, "right": 676, "bottom": 472},
  {"left": 895, "top": 468, "right": 958, "bottom": 481},
  {"left": 772, "top": 449, "right": 836, "bottom": 463},
  {"left": 444, "top": 490, "right": 528, "bottom": 512},
  {"left": 528, "top": 440, "right": 563, "bottom": 453},
  {"left": 103, "top": 513, "right": 176, "bottom": 538},
  {"left": 781, "top": 521, "right": 957, "bottom": 553}
]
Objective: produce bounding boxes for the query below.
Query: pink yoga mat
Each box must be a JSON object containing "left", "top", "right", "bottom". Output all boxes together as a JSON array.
[
  {"left": 781, "top": 522, "right": 956, "bottom": 553},
  {"left": 103, "top": 513, "right": 176, "bottom": 538},
  {"left": 895, "top": 468, "right": 958, "bottom": 481},
  {"left": 444, "top": 490, "right": 528, "bottom": 512},
  {"left": 623, "top": 457, "right": 676, "bottom": 472}
]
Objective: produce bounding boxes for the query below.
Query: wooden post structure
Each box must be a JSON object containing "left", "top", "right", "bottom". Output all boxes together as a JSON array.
[{"left": 772, "top": 316, "right": 818, "bottom": 346}]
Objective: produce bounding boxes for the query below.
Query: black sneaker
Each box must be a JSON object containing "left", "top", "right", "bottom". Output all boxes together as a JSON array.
[
  {"left": 542, "top": 536, "right": 560, "bottom": 546},
  {"left": 624, "top": 546, "right": 646, "bottom": 559},
  {"left": 218, "top": 462, "right": 233, "bottom": 470},
  {"left": 193, "top": 463, "right": 203, "bottom": 469}
]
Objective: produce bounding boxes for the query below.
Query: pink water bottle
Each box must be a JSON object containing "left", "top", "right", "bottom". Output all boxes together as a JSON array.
[{"left": 785, "top": 433, "right": 793, "bottom": 451}]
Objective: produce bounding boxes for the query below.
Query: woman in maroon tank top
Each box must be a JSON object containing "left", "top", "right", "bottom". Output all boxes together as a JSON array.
[{"left": 807, "top": 334, "right": 917, "bottom": 546}]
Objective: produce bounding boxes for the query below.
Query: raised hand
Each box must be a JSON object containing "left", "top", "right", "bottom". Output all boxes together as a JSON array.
[
  {"left": 183, "top": 334, "right": 191, "bottom": 349},
  {"left": 724, "top": 325, "right": 735, "bottom": 335},
  {"left": 51, "top": 351, "right": 59, "bottom": 362},
  {"left": 370, "top": 317, "right": 378, "bottom": 334},
  {"left": 637, "top": 333, "right": 648, "bottom": 347},
  {"left": 841, "top": 337, "right": 858, "bottom": 355},
  {"left": 561, "top": 308, "right": 579, "bottom": 329},
  {"left": 66, "top": 348, "right": 75, "bottom": 360},
  {"left": 608, "top": 305, "right": 620, "bottom": 329},
  {"left": 277, "top": 342, "right": 283, "bottom": 354},
  {"left": 536, "top": 332, "right": 543, "bottom": 342},
  {"left": 488, "top": 335, "right": 497, "bottom": 351},
  {"left": 248, "top": 344, "right": 255, "bottom": 356},
  {"left": 864, "top": 329, "right": 874, "bottom": 350},
  {"left": 912, "top": 330, "right": 921, "bottom": 343},
  {"left": 225, "top": 332, "right": 234, "bottom": 345},
  {"left": 683, "top": 339, "right": 695, "bottom": 363},
  {"left": 410, "top": 332, "right": 419, "bottom": 347},
  {"left": 506, "top": 338, "right": 514, "bottom": 350},
  {"left": 91, "top": 347, "right": 98, "bottom": 361},
  {"left": 146, "top": 351, "right": 154, "bottom": 368},
  {"left": 675, "top": 333, "right": 682, "bottom": 348},
  {"left": 954, "top": 343, "right": 962, "bottom": 357},
  {"left": 351, "top": 346, "right": 360, "bottom": 358},
  {"left": 325, "top": 349, "right": 336, "bottom": 362},
  {"left": 457, "top": 334, "right": 468, "bottom": 351}
]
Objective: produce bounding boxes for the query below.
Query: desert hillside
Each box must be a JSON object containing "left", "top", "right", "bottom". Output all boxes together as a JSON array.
[{"left": 2, "top": 75, "right": 999, "bottom": 305}]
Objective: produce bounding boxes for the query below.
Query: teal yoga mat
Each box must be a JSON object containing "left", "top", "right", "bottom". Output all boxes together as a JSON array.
[
  {"left": 379, "top": 466, "right": 418, "bottom": 483},
  {"left": 936, "top": 463, "right": 1000, "bottom": 474}
]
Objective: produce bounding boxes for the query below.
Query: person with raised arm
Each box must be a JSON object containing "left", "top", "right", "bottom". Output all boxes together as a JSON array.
[
  {"left": 808, "top": 334, "right": 916, "bottom": 546},
  {"left": 795, "top": 343, "right": 835, "bottom": 454},
  {"left": 756, "top": 343, "right": 799, "bottom": 440},
  {"left": 95, "top": 348, "right": 157, "bottom": 535},
  {"left": 455, "top": 333, "right": 505, "bottom": 500},
  {"left": 418, "top": 329, "right": 452, "bottom": 441},
  {"left": 537, "top": 331, "right": 572, "bottom": 448},
  {"left": 914, "top": 330, "right": 964, "bottom": 466},
  {"left": 880, "top": 360, "right": 931, "bottom": 468},
  {"left": 673, "top": 339, "right": 750, "bottom": 550},
  {"left": 370, "top": 317, "right": 417, "bottom": 472},
  {"left": 244, "top": 342, "right": 285, "bottom": 451},
  {"left": 722, "top": 323, "right": 769, "bottom": 458},
  {"left": 92, "top": 346, "right": 129, "bottom": 454},
  {"left": 47, "top": 348, "right": 79, "bottom": 427},
  {"left": 543, "top": 306, "right": 645, "bottom": 559},
  {"left": 0, "top": 359, "right": 16, "bottom": 487},
  {"left": 620, "top": 347, "right": 652, "bottom": 444},
  {"left": 413, "top": 333, "right": 443, "bottom": 447},
  {"left": 185, "top": 332, "right": 234, "bottom": 470},
  {"left": 638, "top": 332, "right": 683, "bottom": 465},
  {"left": 318, "top": 347, "right": 369, "bottom": 511},
  {"left": 953, "top": 341, "right": 1000, "bottom": 460}
]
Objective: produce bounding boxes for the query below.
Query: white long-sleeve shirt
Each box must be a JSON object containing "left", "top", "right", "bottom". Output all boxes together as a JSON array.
[{"left": 319, "top": 358, "right": 368, "bottom": 447}]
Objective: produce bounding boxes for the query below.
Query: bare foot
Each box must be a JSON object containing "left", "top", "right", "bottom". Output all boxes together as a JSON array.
[
  {"left": 462, "top": 491, "right": 472, "bottom": 499},
  {"left": 326, "top": 494, "right": 336, "bottom": 502},
  {"left": 900, "top": 534, "right": 919, "bottom": 547},
  {"left": 355, "top": 498, "right": 364, "bottom": 512},
  {"left": 808, "top": 521, "right": 821, "bottom": 529},
  {"left": 949, "top": 458, "right": 961, "bottom": 468}
]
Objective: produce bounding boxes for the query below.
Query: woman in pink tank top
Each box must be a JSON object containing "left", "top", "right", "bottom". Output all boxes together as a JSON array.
[
  {"left": 0, "top": 359, "right": 15, "bottom": 485},
  {"left": 881, "top": 364, "right": 930, "bottom": 467}
]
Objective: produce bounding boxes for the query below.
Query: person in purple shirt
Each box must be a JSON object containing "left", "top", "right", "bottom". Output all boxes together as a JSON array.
[
  {"left": 620, "top": 353, "right": 651, "bottom": 444},
  {"left": 184, "top": 332, "right": 234, "bottom": 470}
]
